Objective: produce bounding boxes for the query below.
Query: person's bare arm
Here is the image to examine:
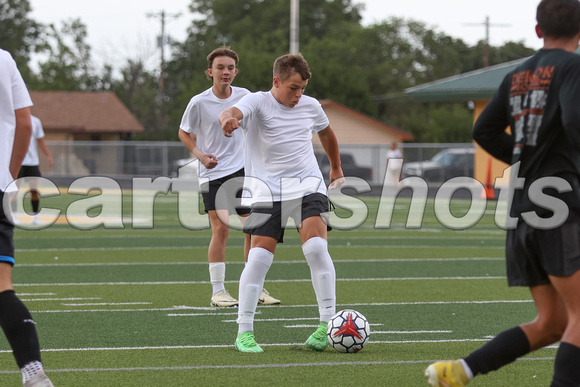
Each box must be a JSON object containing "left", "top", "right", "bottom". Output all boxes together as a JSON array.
[
  {"left": 219, "top": 107, "right": 244, "bottom": 137},
  {"left": 317, "top": 125, "right": 344, "bottom": 189},
  {"left": 11, "top": 107, "right": 32, "bottom": 179},
  {"left": 37, "top": 138, "right": 53, "bottom": 168},
  {"left": 178, "top": 128, "right": 218, "bottom": 169}
]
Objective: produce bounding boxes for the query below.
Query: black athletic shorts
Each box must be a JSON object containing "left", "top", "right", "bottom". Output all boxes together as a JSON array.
[
  {"left": 200, "top": 168, "right": 250, "bottom": 215},
  {"left": 0, "top": 193, "right": 15, "bottom": 266},
  {"left": 506, "top": 208, "right": 580, "bottom": 287},
  {"left": 243, "top": 192, "right": 331, "bottom": 243},
  {"left": 18, "top": 165, "right": 41, "bottom": 178}
]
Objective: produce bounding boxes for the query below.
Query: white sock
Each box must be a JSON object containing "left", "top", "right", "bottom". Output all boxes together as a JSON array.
[
  {"left": 302, "top": 237, "right": 336, "bottom": 323},
  {"left": 460, "top": 359, "right": 474, "bottom": 380},
  {"left": 21, "top": 361, "right": 43, "bottom": 383},
  {"left": 237, "top": 247, "right": 273, "bottom": 333},
  {"left": 209, "top": 262, "right": 226, "bottom": 296}
]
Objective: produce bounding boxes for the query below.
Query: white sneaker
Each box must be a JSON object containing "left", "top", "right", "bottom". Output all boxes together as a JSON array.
[
  {"left": 32, "top": 215, "right": 41, "bottom": 225},
  {"left": 210, "top": 289, "right": 238, "bottom": 307},
  {"left": 23, "top": 371, "right": 54, "bottom": 387},
  {"left": 258, "top": 288, "right": 281, "bottom": 305}
]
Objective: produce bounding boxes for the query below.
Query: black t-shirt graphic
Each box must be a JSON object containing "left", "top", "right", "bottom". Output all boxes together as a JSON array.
[{"left": 474, "top": 49, "right": 580, "bottom": 219}]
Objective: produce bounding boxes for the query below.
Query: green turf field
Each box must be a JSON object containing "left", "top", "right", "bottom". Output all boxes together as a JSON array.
[{"left": 0, "top": 192, "right": 556, "bottom": 386}]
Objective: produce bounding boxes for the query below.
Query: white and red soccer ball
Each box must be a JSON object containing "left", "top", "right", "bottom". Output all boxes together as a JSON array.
[{"left": 326, "top": 309, "right": 370, "bottom": 353}]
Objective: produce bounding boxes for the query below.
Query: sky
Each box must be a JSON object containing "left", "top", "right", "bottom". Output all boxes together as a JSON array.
[{"left": 28, "top": 0, "right": 543, "bottom": 70}]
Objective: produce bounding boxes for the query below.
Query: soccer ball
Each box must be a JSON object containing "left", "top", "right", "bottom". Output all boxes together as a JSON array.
[{"left": 326, "top": 309, "right": 370, "bottom": 353}]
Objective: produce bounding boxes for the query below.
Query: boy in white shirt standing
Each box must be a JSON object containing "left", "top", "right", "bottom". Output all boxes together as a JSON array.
[
  {"left": 219, "top": 53, "right": 344, "bottom": 352},
  {"left": 18, "top": 115, "right": 53, "bottom": 225},
  {"left": 0, "top": 49, "right": 54, "bottom": 386},
  {"left": 179, "top": 47, "right": 280, "bottom": 307}
]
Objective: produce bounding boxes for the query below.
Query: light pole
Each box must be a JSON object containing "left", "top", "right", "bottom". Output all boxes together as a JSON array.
[{"left": 290, "top": 0, "right": 299, "bottom": 54}]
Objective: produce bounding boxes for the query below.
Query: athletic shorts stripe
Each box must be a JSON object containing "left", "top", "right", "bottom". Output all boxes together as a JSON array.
[{"left": 0, "top": 193, "right": 15, "bottom": 266}]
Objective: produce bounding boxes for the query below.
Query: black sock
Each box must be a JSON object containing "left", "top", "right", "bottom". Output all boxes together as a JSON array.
[
  {"left": 31, "top": 199, "right": 39, "bottom": 214},
  {"left": 551, "top": 342, "right": 580, "bottom": 387},
  {"left": 464, "top": 326, "right": 530, "bottom": 376},
  {"left": 0, "top": 290, "right": 42, "bottom": 368}
]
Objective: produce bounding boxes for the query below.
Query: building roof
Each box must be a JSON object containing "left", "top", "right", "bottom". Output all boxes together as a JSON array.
[
  {"left": 319, "top": 99, "right": 414, "bottom": 143},
  {"left": 405, "top": 48, "right": 580, "bottom": 103},
  {"left": 29, "top": 91, "right": 145, "bottom": 133},
  {"left": 404, "top": 58, "right": 527, "bottom": 102}
]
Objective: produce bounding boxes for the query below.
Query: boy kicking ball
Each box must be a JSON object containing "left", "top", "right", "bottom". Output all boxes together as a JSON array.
[{"left": 219, "top": 53, "right": 344, "bottom": 352}]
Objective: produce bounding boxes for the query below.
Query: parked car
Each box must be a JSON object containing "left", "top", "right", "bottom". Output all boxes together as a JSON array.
[
  {"left": 401, "top": 148, "right": 475, "bottom": 182},
  {"left": 315, "top": 153, "right": 373, "bottom": 182}
]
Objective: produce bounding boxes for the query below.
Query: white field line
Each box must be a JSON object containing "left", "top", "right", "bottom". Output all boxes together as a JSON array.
[
  {"left": 0, "top": 340, "right": 557, "bottom": 354},
  {"left": 17, "top": 293, "right": 56, "bottom": 296},
  {"left": 0, "top": 357, "right": 554, "bottom": 375},
  {"left": 15, "top": 245, "right": 504, "bottom": 252},
  {"left": 15, "top": 234, "right": 503, "bottom": 241},
  {"left": 20, "top": 297, "right": 100, "bottom": 302},
  {"left": 15, "top": 277, "right": 507, "bottom": 287},
  {"left": 214, "top": 317, "right": 384, "bottom": 326},
  {"left": 61, "top": 302, "right": 152, "bottom": 306},
  {"left": 15, "top": 257, "right": 504, "bottom": 267},
  {"left": 28, "top": 300, "right": 533, "bottom": 315},
  {"left": 168, "top": 312, "right": 240, "bottom": 317},
  {"left": 372, "top": 330, "right": 452, "bottom": 334},
  {"left": 283, "top": 324, "right": 383, "bottom": 328}
]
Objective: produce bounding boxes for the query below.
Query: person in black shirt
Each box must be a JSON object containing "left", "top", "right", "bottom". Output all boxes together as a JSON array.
[{"left": 425, "top": 1, "right": 580, "bottom": 386}]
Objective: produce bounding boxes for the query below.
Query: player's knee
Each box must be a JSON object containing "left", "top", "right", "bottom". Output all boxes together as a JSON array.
[
  {"left": 211, "top": 221, "right": 230, "bottom": 240},
  {"left": 527, "top": 314, "right": 567, "bottom": 346},
  {"left": 302, "top": 236, "right": 328, "bottom": 254}
]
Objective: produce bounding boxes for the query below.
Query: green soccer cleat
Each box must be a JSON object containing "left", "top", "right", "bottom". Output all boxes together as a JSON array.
[
  {"left": 305, "top": 322, "right": 329, "bottom": 351},
  {"left": 235, "top": 331, "right": 264, "bottom": 353},
  {"left": 424, "top": 360, "right": 470, "bottom": 387}
]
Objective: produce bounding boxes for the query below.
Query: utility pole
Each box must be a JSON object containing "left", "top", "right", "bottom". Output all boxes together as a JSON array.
[
  {"left": 147, "top": 10, "right": 181, "bottom": 129},
  {"left": 290, "top": 0, "right": 299, "bottom": 54},
  {"left": 464, "top": 16, "right": 510, "bottom": 67}
]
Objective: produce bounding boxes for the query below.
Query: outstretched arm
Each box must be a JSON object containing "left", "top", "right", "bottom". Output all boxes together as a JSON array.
[
  {"left": 317, "top": 125, "right": 344, "bottom": 189},
  {"left": 219, "top": 107, "right": 244, "bottom": 137},
  {"left": 178, "top": 128, "right": 218, "bottom": 169}
]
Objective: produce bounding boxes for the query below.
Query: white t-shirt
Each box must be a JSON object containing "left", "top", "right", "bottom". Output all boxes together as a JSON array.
[
  {"left": 22, "top": 115, "right": 45, "bottom": 166},
  {"left": 179, "top": 86, "right": 250, "bottom": 180},
  {"left": 234, "top": 91, "right": 330, "bottom": 204},
  {"left": 0, "top": 49, "right": 33, "bottom": 191}
]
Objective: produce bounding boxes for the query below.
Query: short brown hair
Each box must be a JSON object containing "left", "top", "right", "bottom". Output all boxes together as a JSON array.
[
  {"left": 273, "top": 54, "right": 311, "bottom": 83},
  {"left": 205, "top": 47, "right": 239, "bottom": 80},
  {"left": 537, "top": 0, "right": 580, "bottom": 38}
]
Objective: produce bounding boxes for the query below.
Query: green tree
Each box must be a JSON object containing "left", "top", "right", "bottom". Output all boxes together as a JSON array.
[
  {"left": 398, "top": 103, "right": 474, "bottom": 142},
  {"left": 164, "top": 0, "right": 367, "bottom": 135},
  {"left": 129, "top": 0, "right": 538, "bottom": 141},
  {"left": 114, "top": 59, "right": 162, "bottom": 138},
  {"left": 187, "top": 0, "right": 362, "bottom": 49},
  {"left": 461, "top": 40, "right": 536, "bottom": 70},
  {"left": 30, "top": 18, "right": 97, "bottom": 91},
  {"left": 0, "top": 0, "right": 43, "bottom": 79}
]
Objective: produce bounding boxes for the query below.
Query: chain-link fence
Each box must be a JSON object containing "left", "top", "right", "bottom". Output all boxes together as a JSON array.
[{"left": 40, "top": 141, "right": 475, "bottom": 186}]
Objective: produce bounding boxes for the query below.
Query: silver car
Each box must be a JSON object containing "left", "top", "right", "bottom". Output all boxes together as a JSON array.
[{"left": 402, "top": 148, "right": 475, "bottom": 182}]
